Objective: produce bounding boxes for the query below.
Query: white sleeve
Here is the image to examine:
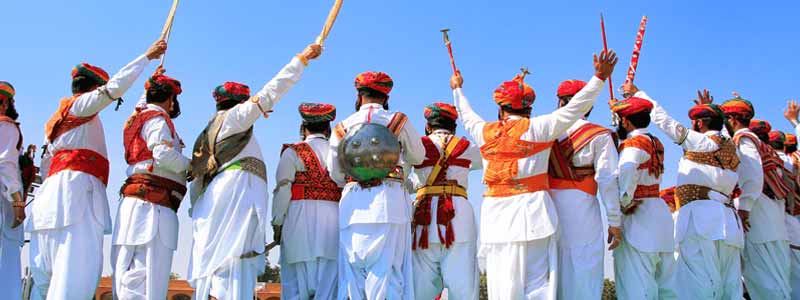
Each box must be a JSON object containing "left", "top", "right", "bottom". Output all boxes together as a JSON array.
[
  {"left": 532, "top": 76, "right": 605, "bottom": 141},
  {"left": 399, "top": 122, "right": 425, "bottom": 166},
  {"left": 71, "top": 55, "right": 150, "bottom": 117},
  {"left": 464, "top": 141, "right": 484, "bottom": 170},
  {"left": 327, "top": 127, "right": 346, "bottom": 187},
  {"left": 0, "top": 123, "right": 21, "bottom": 201},
  {"left": 143, "top": 116, "right": 190, "bottom": 174},
  {"left": 272, "top": 149, "right": 300, "bottom": 226},
  {"left": 452, "top": 88, "right": 487, "bottom": 145},
  {"left": 593, "top": 133, "right": 621, "bottom": 226},
  {"left": 618, "top": 147, "right": 650, "bottom": 208},
  {"left": 736, "top": 138, "right": 763, "bottom": 211}
]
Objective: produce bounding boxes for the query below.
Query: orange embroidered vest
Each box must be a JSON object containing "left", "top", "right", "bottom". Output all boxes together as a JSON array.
[
  {"left": 282, "top": 142, "right": 342, "bottom": 201},
  {"left": 619, "top": 134, "right": 664, "bottom": 199},
  {"left": 45, "top": 96, "right": 97, "bottom": 143},
  {"left": 547, "top": 123, "right": 611, "bottom": 195},
  {"left": 123, "top": 109, "right": 177, "bottom": 165},
  {"left": 480, "top": 118, "right": 552, "bottom": 197}
]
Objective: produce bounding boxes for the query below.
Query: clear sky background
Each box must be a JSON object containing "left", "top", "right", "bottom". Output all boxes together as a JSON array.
[{"left": 3, "top": 0, "right": 798, "bottom": 279}]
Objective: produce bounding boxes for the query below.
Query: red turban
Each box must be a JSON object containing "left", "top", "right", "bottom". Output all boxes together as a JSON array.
[
  {"left": 688, "top": 104, "right": 723, "bottom": 120},
  {"left": 298, "top": 102, "right": 336, "bottom": 123},
  {"left": 355, "top": 72, "right": 394, "bottom": 95},
  {"left": 720, "top": 97, "right": 755, "bottom": 119},
  {"left": 768, "top": 130, "right": 786, "bottom": 144},
  {"left": 612, "top": 97, "right": 653, "bottom": 118},
  {"left": 494, "top": 74, "right": 536, "bottom": 110},
  {"left": 424, "top": 102, "right": 458, "bottom": 121},
  {"left": 145, "top": 75, "right": 182, "bottom": 96},
  {"left": 72, "top": 63, "right": 110, "bottom": 85},
  {"left": 785, "top": 133, "right": 797, "bottom": 146},
  {"left": 213, "top": 82, "right": 251, "bottom": 103},
  {"left": 556, "top": 80, "right": 587, "bottom": 97},
  {"left": 749, "top": 119, "right": 771, "bottom": 136},
  {"left": 0, "top": 81, "right": 14, "bottom": 101}
]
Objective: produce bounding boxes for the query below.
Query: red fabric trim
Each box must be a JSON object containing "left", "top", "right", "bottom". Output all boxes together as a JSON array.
[
  {"left": 45, "top": 96, "right": 97, "bottom": 142},
  {"left": 48, "top": 149, "right": 109, "bottom": 185},
  {"left": 619, "top": 134, "right": 665, "bottom": 177},
  {"left": 734, "top": 132, "right": 791, "bottom": 199},
  {"left": 285, "top": 142, "right": 342, "bottom": 202},
  {"left": 123, "top": 109, "right": 177, "bottom": 165}
]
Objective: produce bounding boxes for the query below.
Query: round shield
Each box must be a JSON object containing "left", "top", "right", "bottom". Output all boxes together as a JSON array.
[{"left": 338, "top": 123, "right": 401, "bottom": 182}]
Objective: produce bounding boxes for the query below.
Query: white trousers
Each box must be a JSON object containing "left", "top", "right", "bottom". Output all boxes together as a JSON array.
[
  {"left": 112, "top": 239, "right": 174, "bottom": 300},
  {"left": 339, "top": 223, "right": 414, "bottom": 300},
  {"left": 742, "top": 239, "right": 792, "bottom": 300},
  {"left": 280, "top": 257, "right": 338, "bottom": 300},
  {"left": 556, "top": 234, "right": 604, "bottom": 300},
  {"left": 791, "top": 247, "right": 800, "bottom": 300},
  {"left": 412, "top": 241, "right": 479, "bottom": 300},
  {"left": 0, "top": 236, "right": 22, "bottom": 300},
  {"left": 29, "top": 219, "right": 104, "bottom": 300},
  {"left": 482, "top": 236, "right": 557, "bottom": 300},
  {"left": 675, "top": 225, "right": 742, "bottom": 300},
  {"left": 613, "top": 240, "right": 677, "bottom": 300}
]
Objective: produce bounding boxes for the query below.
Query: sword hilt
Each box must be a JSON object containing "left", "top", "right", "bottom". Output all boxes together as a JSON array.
[{"left": 440, "top": 28, "right": 451, "bottom": 44}]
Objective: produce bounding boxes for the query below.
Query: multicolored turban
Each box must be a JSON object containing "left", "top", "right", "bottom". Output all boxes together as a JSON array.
[
  {"left": 768, "top": 130, "right": 786, "bottom": 144},
  {"left": 71, "top": 63, "right": 110, "bottom": 85},
  {"left": 424, "top": 102, "right": 458, "bottom": 121},
  {"left": 688, "top": 104, "right": 724, "bottom": 120},
  {"left": 611, "top": 97, "right": 653, "bottom": 118},
  {"left": 213, "top": 82, "right": 251, "bottom": 103},
  {"left": 749, "top": 119, "right": 771, "bottom": 136},
  {"left": 298, "top": 102, "right": 336, "bottom": 123},
  {"left": 494, "top": 74, "right": 536, "bottom": 110},
  {"left": 0, "top": 81, "right": 14, "bottom": 101},
  {"left": 355, "top": 72, "right": 393, "bottom": 95},
  {"left": 145, "top": 75, "right": 182, "bottom": 96},
  {"left": 785, "top": 133, "right": 797, "bottom": 146},
  {"left": 556, "top": 80, "right": 587, "bottom": 97},
  {"left": 720, "top": 97, "right": 755, "bottom": 119}
]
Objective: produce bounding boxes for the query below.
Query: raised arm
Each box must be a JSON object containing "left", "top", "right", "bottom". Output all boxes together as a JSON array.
[
  {"left": 451, "top": 72, "right": 487, "bottom": 145},
  {"left": 72, "top": 40, "right": 167, "bottom": 117}
]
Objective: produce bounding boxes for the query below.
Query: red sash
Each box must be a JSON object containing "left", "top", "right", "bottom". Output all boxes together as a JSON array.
[
  {"left": 123, "top": 109, "right": 177, "bottom": 166},
  {"left": 45, "top": 96, "right": 97, "bottom": 142},
  {"left": 734, "top": 132, "right": 791, "bottom": 200},
  {"left": 548, "top": 123, "right": 611, "bottom": 195},
  {"left": 283, "top": 142, "right": 342, "bottom": 201},
  {"left": 48, "top": 149, "right": 110, "bottom": 185}
]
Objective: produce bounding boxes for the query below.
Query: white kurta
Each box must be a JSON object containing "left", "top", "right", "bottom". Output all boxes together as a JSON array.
[
  {"left": 28, "top": 54, "right": 151, "bottom": 300},
  {"left": 0, "top": 121, "right": 22, "bottom": 300},
  {"left": 549, "top": 119, "right": 620, "bottom": 300},
  {"left": 327, "top": 103, "right": 425, "bottom": 300},
  {"left": 640, "top": 91, "right": 744, "bottom": 299},
  {"left": 272, "top": 134, "right": 339, "bottom": 300},
  {"left": 408, "top": 130, "right": 482, "bottom": 300},
  {"left": 453, "top": 75, "right": 605, "bottom": 300},
  {"left": 112, "top": 103, "right": 190, "bottom": 300},
  {"left": 732, "top": 128, "right": 792, "bottom": 299},
  {"left": 615, "top": 129, "right": 676, "bottom": 300},
  {"left": 778, "top": 150, "right": 800, "bottom": 300},
  {"left": 189, "top": 56, "right": 305, "bottom": 300}
]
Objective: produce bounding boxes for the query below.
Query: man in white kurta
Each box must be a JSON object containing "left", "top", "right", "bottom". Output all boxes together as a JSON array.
[
  {"left": 112, "top": 72, "right": 190, "bottom": 300},
  {"left": 29, "top": 41, "right": 166, "bottom": 300},
  {"left": 634, "top": 86, "right": 744, "bottom": 299},
  {"left": 273, "top": 103, "right": 340, "bottom": 300},
  {"left": 721, "top": 99, "right": 792, "bottom": 300},
  {"left": 327, "top": 71, "right": 424, "bottom": 300},
  {"left": 451, "top": 50, "right": 616, "bottom": 300},
  {"left": 0, "top": 81, "right": 24, "bottom": 300},
  {"left": 409, "top": 102, "right": 482, "bottom": 300},
  {"left": 548, "top": 80, "right": 622, "bottom": 300},
  {"left": 188, "top": 44, "right": 321, "bottom": 300},
  {"left": 612, "top": 97, "right": 676, "bottom": 300}
]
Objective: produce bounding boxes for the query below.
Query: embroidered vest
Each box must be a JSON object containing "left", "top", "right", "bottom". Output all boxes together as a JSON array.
[
  {"left": 480, "top": 118, "right": 552, "bottom": 197},
  {"left": 190, "top": 111, "right": 256, "bottom": 190},
  {"left": 547, "top": 123, "right": 611, "bottom": 195},
  {"left": 733, "top": 132, "right": 791, "bottom": 200},
  {"left": 123, "top": 109, "right": 177, "bottom": 165},
  {"left": 282, "top": 142, "right": 342, "bottom": 202},
  {"left": 412, "top": 135, "right": 471, "bottom": 250},
  {"left": 45, "top": 96, "right": 97, "bottom": 143},
  {"left": 619, "top": 134, "right": 664, "bottom": 200},
  {"left": 674, "top": 135, "right": 740, "bottom": 209}
]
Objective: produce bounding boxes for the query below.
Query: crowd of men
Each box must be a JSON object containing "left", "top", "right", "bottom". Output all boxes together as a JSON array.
[{"left": 0, "top": 36, "right": 798, "bottom": 300}]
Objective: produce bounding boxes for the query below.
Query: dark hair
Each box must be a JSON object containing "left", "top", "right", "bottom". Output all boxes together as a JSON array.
[
  {"left": 427, "top": 116, "right": 457, "bottom": 133},
  {"left": 786, "top": 144, "right": 797, "bottom": 154},
  {"left": 697, "top": 117, "right": 724, "bottom": 131},
  {"left": 769, "top": 141, "right": 784, "bottom": 151},
  {"left": 728, "top": 115, "right": 752, "bottom": 128},
  {"left": 755, "top": 133, "right": 770, "bottom": 144},
  {"left": 216, "top": 99, "right": 240, "bottom": 111},
  {"left": 358, "top": 89, "right": 388, "bottom": 101},
  {"left": 559, "top": 96, "right": 592, "bottom": 118},
  {"left": 71, "top": 76, "right": 99, "bottom": 94},
  {"left": 303, "top": 121, "right": 330, "bottom": 134},
  {"left": 146, "top": 84, "right": 175, "bottom": 104},
  {"left": 501, "top": 106, "right": 532, "bottom": 116},
  {"left": 625, "top": 111, "right": 651, "bottom": 129}
]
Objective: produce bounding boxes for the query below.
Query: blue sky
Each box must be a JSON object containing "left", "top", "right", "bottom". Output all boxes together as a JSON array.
[{"left": 3, "top": 0, "right": 797, "bottom": 278}]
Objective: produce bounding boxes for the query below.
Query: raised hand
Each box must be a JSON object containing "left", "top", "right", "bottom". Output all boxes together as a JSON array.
[
  {"left": 301, "top": 44, "right": 323, "bottom": 61},
  {"left": 145, "top": 40, "right": 168, "bottom": 60},
  {"left": 593, "top": 49, "right": 618, "bottom": 81},
  {"left": 154, "top": 65, "right": 167, "bottom": 76},
  {"left": 694, "top": 89, "right": 713, "bottom": 105},
  {"left": 622, "top": 82, "right": 639, "bottom": 98},
  {"left": 784, "top": 100, "right": 799, "bottom": 124},
  {"left": 450, "top": 71, "right": 463, "bottom": 90}
]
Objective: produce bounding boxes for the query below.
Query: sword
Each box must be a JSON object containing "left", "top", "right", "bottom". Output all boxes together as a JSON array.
[
  {"left": 239, "top": 241, "right": 280, "bottom": 259},
  {"left": 159, "top": 0, "right": 180, "bottom": 67},
  {"left": 316, "top": 0, "right": 344, "bottom": 46},
  {"left": 600, "top": 13, "right": 618, "bottom": 126},
  {"left": 624, "top": 16, "right": 648, "bottom": 86},
  {"left": 440, "top": 28, "right": 459, "bottom": 74}
]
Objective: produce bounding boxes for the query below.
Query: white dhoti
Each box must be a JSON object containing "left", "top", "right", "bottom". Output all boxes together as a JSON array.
[
  {"left": 481, "top": 236, "right": 557, "bottom": 300},
  {"left": 412, "top": 241, "right": 478, "bottom": 300},
  {"left": 675, "top": 223, "right": 742, "bottom": 300},
  {"left": 742, "top": 239, "right": 791, "bottom": 300},
  {"left": 338, "top": 223, "right": 414, "bottom": 300},
  {"left": 281, "top": 257, "right": 338, "bottom": 300},
  {"left": 787, "top": 214, "right": 800, "bottom": 300},
  {"left": 29, "top": 217, "right": 104, "bottom": 300},
  {"left": 613, "top": 240, "right": 677, "bottom": 300},
  {"left": 556, "top": 234, "right": 604, "bottom": 300}
]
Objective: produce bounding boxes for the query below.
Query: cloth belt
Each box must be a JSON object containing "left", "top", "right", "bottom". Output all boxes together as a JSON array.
[
  {"left": 674, "top": 184, "right": 732, "bottom": 210},
  {"left": 222, "top": 157, "right": 267, "bottom": 183},
  {"left": 48, "top": 148, "right": 110, "bottom": 185},
  {"left": 416, "top": 184, "right": 468, "bottom": 199},
  {"left": 484, "top": 173, "right": 550, "bottom": 197},
  {"left": 120, "top": 173, "right": 186, "bottom": 212},
  {"left": 633, "top": 184, "right": 660, "bottom": 199},
  {"left": 550, "top": 176, "right": 598, "bottom": 196}
]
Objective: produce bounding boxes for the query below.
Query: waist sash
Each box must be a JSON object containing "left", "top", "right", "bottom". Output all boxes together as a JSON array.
[
  {"left": 120, "top": 173, "right": 186, "bottom": 212},
  {"left": 48, "top": 149, "right": 109, "bottom": 186}
]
